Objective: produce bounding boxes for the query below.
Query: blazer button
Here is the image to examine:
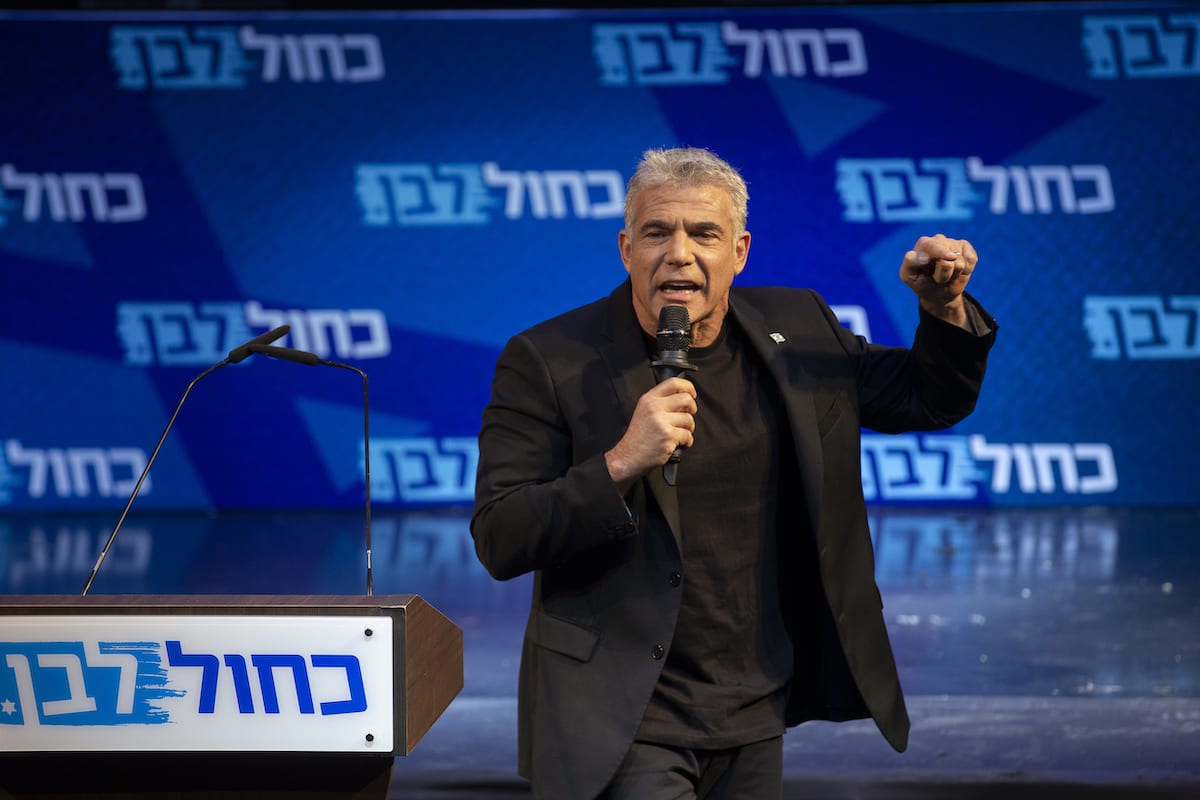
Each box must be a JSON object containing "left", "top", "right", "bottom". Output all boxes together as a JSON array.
[
  {"left": 668, "top": 572, "right": 682, "bottom": 587},
  {"left": 651, "top": 644, "right": 665, "bottom": 660}
]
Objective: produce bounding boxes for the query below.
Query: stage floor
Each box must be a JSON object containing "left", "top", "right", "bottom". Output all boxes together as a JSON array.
[{"left": 2, "top": 505, "right": 1198, "bottom": 798}]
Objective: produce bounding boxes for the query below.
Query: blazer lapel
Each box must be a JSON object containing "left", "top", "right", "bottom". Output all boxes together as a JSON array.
[
  {"left": 598, "top": 281, "right": 684, "bottom": 553},
  {"left": 728, "top": 295, "right": 824, "bottom": 531}
]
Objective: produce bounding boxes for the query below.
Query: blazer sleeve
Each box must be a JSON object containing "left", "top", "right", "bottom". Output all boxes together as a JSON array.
[
  {"left": 470, "top": 332, "right": 639, "bottom": 581},
  {"left": 820, "top": 292, "right": 997, "bottom": 434}
]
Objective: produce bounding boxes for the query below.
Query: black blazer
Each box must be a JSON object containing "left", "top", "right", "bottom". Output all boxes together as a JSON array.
[{"left": 472, "top": 280, "right": 995, "bottom": 800}]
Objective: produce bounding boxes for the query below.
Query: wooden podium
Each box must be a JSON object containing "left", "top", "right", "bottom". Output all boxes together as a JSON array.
[{"left": 0, "top": 594, "right": 463, "bottom": 799}]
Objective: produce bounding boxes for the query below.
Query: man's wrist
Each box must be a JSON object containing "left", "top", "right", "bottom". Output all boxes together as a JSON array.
[
  {"left": 920, "top": 297, "right": 968, "bottom": 330},
  {"left": 604, "top": 448, "right": 638, "bottom": 495}
]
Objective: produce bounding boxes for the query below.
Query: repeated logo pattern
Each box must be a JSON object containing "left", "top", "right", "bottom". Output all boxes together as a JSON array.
[{"left": 0, "top": 6, "right": 1194, "bottom": 509}]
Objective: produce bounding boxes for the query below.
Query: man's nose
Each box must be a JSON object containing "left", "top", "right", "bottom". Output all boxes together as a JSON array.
[{"left": 666, "top": 231, "right": 693, "bottom": 264}]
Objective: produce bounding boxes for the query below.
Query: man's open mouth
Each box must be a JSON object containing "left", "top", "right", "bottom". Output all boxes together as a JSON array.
[{"left": 659, "top": 281, "right": 701, "bottom": 295}]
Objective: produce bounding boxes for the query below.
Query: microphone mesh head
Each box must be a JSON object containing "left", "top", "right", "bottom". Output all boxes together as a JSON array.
[{"left": 656, "top": 305, "right": 691, "bottom": 351}]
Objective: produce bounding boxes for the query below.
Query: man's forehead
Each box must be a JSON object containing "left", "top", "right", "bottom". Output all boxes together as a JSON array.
[{"left": 632, "top": 184, "right": 733, "bottom": 224}]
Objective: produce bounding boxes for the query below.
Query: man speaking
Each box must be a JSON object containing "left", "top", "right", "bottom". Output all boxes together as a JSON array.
[{"left": 472, "top": 147, "right": 996, "bottom": 799}]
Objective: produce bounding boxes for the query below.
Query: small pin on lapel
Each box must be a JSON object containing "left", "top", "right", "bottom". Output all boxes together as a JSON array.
[{"left": 769, "top": 332, "right": 786, "bottom": 343}]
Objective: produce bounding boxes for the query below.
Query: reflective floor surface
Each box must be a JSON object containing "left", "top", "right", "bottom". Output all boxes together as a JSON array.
[{"left": 2, "top": 505, "right": 1199, "bottom": 798}]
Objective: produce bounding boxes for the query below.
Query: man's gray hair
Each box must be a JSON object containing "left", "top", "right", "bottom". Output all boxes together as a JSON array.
[{"left": 624, "top": 147, "right": 749, "bottom": 233}]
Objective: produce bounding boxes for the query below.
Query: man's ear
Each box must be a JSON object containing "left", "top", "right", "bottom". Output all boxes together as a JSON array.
[{"left": 734, "top": 230, "right": 751, "bottom": 275}]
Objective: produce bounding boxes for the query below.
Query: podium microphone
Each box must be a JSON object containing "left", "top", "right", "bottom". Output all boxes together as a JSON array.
[
  {"left": 81, "top": 324, "right": 291, "bottom": 596},
  {"left": 650, "top": 305, "right": 696, "bottom": 487},
  {"left": 246, "top": 343, "right": 375, "bottom": 597}
]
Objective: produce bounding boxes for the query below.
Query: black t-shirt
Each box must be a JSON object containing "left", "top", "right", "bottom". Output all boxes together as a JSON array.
[{"left": 636, "top": 319, "right": 802, "bottom": 748}]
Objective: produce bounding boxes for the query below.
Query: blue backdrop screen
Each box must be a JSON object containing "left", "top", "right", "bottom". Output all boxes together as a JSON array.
[{"left": 1, "top": 2, "right": 1196, "bottom": 510}]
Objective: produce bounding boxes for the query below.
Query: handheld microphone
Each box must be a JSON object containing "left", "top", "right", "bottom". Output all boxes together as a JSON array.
[
  {"left": 81, "top": 324, "right": 291, "bottom": 595},
  {"left": 246, "top": 343, "right": 375, "bottom": 597},
  {"left": 651, "top": 305, "right": 696, "bottom": 487}
]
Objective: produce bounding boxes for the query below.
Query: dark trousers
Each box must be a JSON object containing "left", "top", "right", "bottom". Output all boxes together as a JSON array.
[{"left": 599, "top": 736, "right": 783, "bottom": 800}]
